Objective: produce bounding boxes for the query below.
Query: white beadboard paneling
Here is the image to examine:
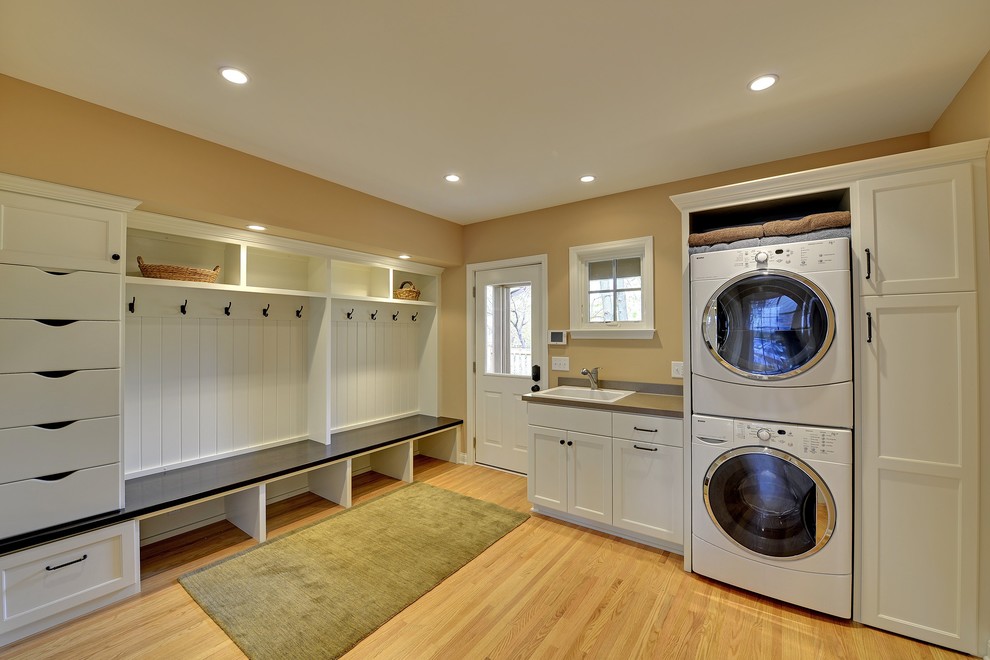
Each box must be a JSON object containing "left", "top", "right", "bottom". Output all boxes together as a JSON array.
[{"left": 123, "top": 311, "right": 310, "bottom": 475}]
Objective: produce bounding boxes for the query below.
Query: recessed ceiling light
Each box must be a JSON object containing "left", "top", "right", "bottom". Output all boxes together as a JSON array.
[
  {"left": 398, "top": 254, "right": 411, "bottom": 260},
  {"left": 580, "top": 175, "right": 596, "bottom": 183},
  {"left": 748, "top": 74, "right": 778, "bottom": 92},
  {"left": 445, "top": 174, "right": 461, "bottom": 183},
  {"left": 246, "top": 224, "right": 266, "bottom": 231},
  {"left": 220, "top": 67, "right": 249, "bottom": 85}
]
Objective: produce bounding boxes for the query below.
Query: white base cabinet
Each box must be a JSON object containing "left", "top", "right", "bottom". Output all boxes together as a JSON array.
[
  {"left": 0, "top": 522, "right": 140, "bottom": 647},
  {"left": 528, "top": 403, "right": 683, "bottom": 550}
]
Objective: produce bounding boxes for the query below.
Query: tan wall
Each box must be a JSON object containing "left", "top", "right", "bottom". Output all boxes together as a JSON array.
[
  {"left": 931, "top": 49, "right": 990, "bottom": 146},
  {"left": 0, "top": 74, "right": 463, "bottom": 266},
  {"left": 442, "top": 134, "right": 929, "bottom": 420}
]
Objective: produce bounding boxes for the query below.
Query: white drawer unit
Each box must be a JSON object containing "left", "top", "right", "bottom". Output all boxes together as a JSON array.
[
  {"left": 0, "top": 320, "right": 120, "bottom": 373},
  {"left": 0, "top": 370, "right": 120, "bottom": 429},
  {"left": 0, "top": 264, "right": 121, "bottom": 321},
  {"left": 527, "top": 403, "right": 612, "bottom": 436},
  {"left": 0, "top": 189, "right": 124, "bottom": 274},
  {"left": 0, "top": 417, "right": 120, "bottom": 485},
  {"left": 0, "top": 521, "right": 139, "bottom": 646},
  {"left": 612, "top": 413, "right": 682, "bottom": 446},
  {"left": 0, "top": 464, "right": 122, "bottom": 538}
]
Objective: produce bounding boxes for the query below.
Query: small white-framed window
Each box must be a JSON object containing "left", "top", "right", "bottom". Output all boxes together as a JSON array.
[{"left": 569, "top": 236, "right": 654, "bottom": 339}]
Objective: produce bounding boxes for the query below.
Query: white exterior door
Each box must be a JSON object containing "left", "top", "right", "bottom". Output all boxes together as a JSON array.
[{"left": 474, "top": 264, "right": 546, "bottom": 473}]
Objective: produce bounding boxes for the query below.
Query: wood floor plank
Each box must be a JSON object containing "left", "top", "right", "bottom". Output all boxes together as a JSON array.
[{"left": 0, "top": 457, "right": 971, "bottom": 660}]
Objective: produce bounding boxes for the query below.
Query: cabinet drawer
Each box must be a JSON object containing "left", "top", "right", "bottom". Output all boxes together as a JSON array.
[
  {"left": 0, "top": 417, "right": 120, "bottom": 484},
  {"left": 0, "top": 370, "right": 119, "bottom": 429},
  {"left": 612, "top": 413, "right": 683, "bottom": 447},
  {"left": 0, "top": 464, "right": 121, "bottom": 539},
  {"left": 0, "top": 264, "right": 120, "bottom": 320},
  {"left": 0, "top": 190, "right": 123, "bottom": 273},
  {"left": 527, "top": 403, "right": 611, "bottom": 436},
  {"left": 0, "top": 320, "right": 120, "bottom": 373},
  {"left": 0, "top": 521, "right": 138, "bottom": 636}
]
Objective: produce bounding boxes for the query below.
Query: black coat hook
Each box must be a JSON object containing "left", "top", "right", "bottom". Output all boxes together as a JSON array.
[
  {"left": 371, "top": 310, "right": 378, "bottom": 320},
  {"left": 296, "top": 305, "right": 304, "bottom": 318},
  {"left": 262, "top": 303, "right": 271, "bottom": 318},
  {"left": 224, "top": 302, "right": 232, "bottom": 316},
  {"left": 180, "top": 299, "right": 188, "bottom": 315},
  {"left": 392, "top": 311, "right": 399, "bottom": 321},
  {"left": 346, "top": 309, "right": 354, "bottom": 319},
  {"left": 412, "top": 313, "right": 418, "bottom": 322},
  {"left": 128, "top": 297, "right": 135, "bottom": 314}
]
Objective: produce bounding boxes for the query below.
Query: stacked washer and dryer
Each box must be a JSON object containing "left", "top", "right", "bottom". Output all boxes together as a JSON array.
[{"left": 689, "top": 237, "right": 854, "bottom": 618}]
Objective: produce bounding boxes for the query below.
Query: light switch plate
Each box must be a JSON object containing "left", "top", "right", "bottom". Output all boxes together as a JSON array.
[
  {"left": 551, "top": 357, "right": 570, "bottom": 371},
  {"left": 671, "top": 361, "right": 684, "bottom": 378}
]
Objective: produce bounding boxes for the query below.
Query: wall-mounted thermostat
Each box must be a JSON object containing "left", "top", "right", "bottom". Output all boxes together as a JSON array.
[{"left": 548, "top": 330, "right": 567, "bottom": 345}]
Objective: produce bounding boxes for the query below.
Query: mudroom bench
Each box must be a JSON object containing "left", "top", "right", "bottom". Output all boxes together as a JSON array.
[{"left": 0, "top": 415, "right": 462, "bottom": 557}]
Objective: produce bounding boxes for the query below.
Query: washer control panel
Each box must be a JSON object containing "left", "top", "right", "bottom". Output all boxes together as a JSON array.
[
  {"left": 734, "top": 420, "right": 852, "bottom": 464},
  {"left": 690, "top": 237, "right": 850, "bottom": 279}
]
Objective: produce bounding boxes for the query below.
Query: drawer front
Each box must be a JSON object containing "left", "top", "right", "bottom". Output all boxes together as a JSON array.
[
  {"left": 0, "top": 320, "right": 120, "bottom": 373},
  {"left": 0, "top": 417, "right": 120, "bottom": 484},
  {"left": 528, "top": 403, "right": 612, "bottom": 436},
  {"left": 0, "top": 370, "right": 119, "bottom": 429},
  {"left": 0, "top": 521, "right": 138, "bottom": 634},
  {"left": 0, "top": 264, "right": 120, "bottom": 320},
  {"left": 612, "top": 413, "right": 683, "bottom": 447},
  {"left": 0, "top": 190, "right": 123, "bottom": 273},
  {"left": 0, "top": 464, "right": 122, "bottom": 539}
]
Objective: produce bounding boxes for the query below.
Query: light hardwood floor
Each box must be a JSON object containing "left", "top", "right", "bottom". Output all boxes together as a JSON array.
[{"left": 0, "top": 457, "right": 969, "bottom": 659}]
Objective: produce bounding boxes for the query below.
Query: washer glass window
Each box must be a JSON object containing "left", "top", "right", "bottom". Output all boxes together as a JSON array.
[
  {"left": 704, "top": 447, "right": 835, "bottom": 559},
  {"left": 703, "top": 271, "right": 833, "bottom": 379}
]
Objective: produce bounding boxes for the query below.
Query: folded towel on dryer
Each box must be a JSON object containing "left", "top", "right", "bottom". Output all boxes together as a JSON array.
[
  {"left": 762, "top": 211, "right": 851, "bottom": 237},
  {"left": 688, "top": 224, "right": 764, "bottom": 247},
  {"left": 689, "top": 238, "right": 761, "bottom": 254},
  {"left": 760, "top": 227, "right": 852, "bottom": 246}
]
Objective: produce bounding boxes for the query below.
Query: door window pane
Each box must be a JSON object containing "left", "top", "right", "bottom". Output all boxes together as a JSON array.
[{"left": 485, "top": 283, "right": 532, "bottom": 376}]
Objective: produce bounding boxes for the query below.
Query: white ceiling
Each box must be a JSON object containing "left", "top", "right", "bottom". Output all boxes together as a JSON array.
[{"left": 1, "top": 2, "right": 989, "bottom": 225}]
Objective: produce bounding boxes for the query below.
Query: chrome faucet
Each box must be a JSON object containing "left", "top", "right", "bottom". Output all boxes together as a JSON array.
[{"left": 580, "top": 367, "right": 601, "bottom": 390}]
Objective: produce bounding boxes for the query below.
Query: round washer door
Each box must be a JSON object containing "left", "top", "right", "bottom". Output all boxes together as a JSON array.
[
  {"left": 703, "top": 446, "right": 836, "bottom": 560},
  {"left": 702, "top": 270, "right": 835, "bottom": 380}
]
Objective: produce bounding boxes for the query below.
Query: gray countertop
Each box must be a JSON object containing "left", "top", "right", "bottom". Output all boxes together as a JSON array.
[{"left": 522, "top": 391, "right": 683, "bottom": 418}]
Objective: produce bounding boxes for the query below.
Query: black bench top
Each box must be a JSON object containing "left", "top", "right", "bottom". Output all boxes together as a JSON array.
[{"left": 0, "top": 415, "right": 462, "bottom": 556}]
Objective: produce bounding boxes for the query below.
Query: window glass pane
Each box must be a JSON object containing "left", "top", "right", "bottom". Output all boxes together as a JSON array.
[
  {"left": 616, "top": 290, "right": 642, "bottom": 321},
  {"left": 616, "top": 257, "right": 641, "bottom": 289},
  {"left": 588, "top": 260, "right": 614, "bottom": 292},
  {"left": 589, "top": 292, "right": 613, "bottom": 323},
  {"left": 508, "top": 285, "right": 532, "bottom": 376},
  {"left": 485, "top": 285, "right": 496, "bottom": 373}
]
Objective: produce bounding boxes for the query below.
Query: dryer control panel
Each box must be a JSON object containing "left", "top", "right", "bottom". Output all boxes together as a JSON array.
[{"left": 691, "top": 237, "right": 850, "bottom": 280}]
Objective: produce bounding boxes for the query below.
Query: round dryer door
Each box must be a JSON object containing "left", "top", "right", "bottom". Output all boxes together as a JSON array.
[
  {"left": 703, "top": 447, "right": 836, "bottom": 560},
  {"left": 701, "top": 270, "right": 835, "bottom": 380}
]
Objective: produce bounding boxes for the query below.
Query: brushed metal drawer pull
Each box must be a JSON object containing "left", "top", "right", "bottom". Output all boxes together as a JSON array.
[
  {"left": 633, "top": 444, "right": 659, "bottom": 452},
  {"left": 46, "top": 554, "right": 88, "bottom": 572},
  {"left": 633, "top": 426, "right": 658, "bottom": 433}
]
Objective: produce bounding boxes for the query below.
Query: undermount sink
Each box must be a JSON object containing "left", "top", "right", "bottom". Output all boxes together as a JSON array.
[{"left": 531, "top": 386, "right": 634, "bottom": 403}]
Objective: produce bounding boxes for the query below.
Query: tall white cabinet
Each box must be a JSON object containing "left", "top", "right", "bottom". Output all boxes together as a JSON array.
[
  {"left": 673, "top": 139, "right": 989, "bottom": 656},
  {"left": 854, "top": 163, "right": 983, "bottom": 652}
]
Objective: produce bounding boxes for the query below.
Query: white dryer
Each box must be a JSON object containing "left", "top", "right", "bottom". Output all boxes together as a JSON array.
[
  {"left": 690, "top": 237, "right": 852, "bottom": 428},
  {"left": 691, "top": 414, "right": 852, "bottom": 618}
]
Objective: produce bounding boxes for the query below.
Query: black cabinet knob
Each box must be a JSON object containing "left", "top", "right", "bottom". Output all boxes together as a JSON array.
[
  {"left": 566, "top": 440, "right": 573, "bottom": 446},
  {"left": 559, "top": 439, "right": 565, "bottom": 445},
  {"left": 111, "top": 253, "right": 121, "bottom": 261}
]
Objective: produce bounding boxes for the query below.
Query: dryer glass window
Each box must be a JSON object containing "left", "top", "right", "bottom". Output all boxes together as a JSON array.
[
  {"left": 704, "top": 449, "right": 835, "bottom": 559},
  {"left": 708, "top": 273, "right": 831, "bottom": 378}
]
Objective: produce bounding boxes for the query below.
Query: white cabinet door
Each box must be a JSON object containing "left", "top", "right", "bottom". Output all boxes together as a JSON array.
[
  {"left": 859, "top": 292, "right": 979, "bottom": 653},
  {"left": 0, "top": 191, "right": 124, "bottom": 273},
  {"left": 527, "top": 425, "right": 567, "bottom": 513},
  {"left": 567, "top": 431, "right": 612, "bottom": 524},
  {"left": 612, "top": 438, "right": 682, "bottom": 544},
  {"left": 856, "top": 163, "right": 975, "bottom": 296}
]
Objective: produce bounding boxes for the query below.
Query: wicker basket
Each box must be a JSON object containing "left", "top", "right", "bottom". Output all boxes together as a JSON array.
[
  {"left": 136, "top": 256, "right": 221, "bottom": 283},
  {"left": 394, "top": 280, "right": 421, "bottom": 301}
]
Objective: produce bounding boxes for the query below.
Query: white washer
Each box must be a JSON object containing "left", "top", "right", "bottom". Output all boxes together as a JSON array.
[
  {"left": 691, "top": 414, "right": 852, "bottom": 618},
  {"left": 690, "top": 237, "right": 852, "bottom": 428}
]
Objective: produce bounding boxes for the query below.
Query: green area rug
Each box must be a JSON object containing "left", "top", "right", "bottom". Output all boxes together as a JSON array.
[{"left": 179, "top": 482, "right": 528, "bottom": 659}]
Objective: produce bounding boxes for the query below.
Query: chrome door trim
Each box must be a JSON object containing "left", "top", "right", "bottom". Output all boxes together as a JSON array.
[
  {"left": 701, "top": 269, "right": 836, "bottom": 381},
  {"left": 703, "top": 446, "right": 837, "bottom": 560}
]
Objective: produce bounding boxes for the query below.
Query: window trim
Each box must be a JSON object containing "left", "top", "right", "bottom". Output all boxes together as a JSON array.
[{"left": 568, "top": 236, "right": 655, "bottom": 339}]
